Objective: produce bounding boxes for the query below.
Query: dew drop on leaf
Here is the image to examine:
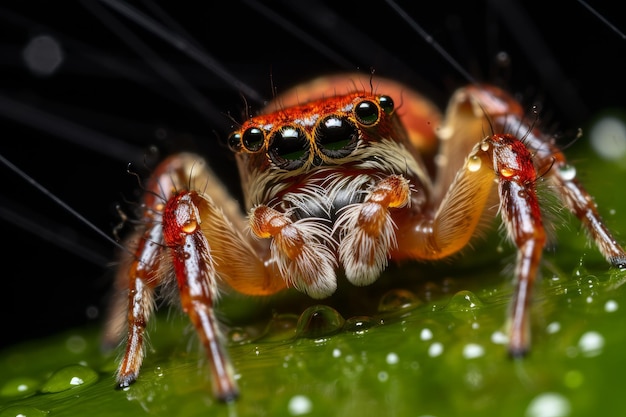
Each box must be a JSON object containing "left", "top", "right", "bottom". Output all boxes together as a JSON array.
[
  {"left": 378, "top": 288, "right": 421, "bottom": 314},
  {"left": 39, "top": 364, "right": 98, "bottom": 393},
  {"left": 295, "top": 305, "right": 345, "bottom": 338}
]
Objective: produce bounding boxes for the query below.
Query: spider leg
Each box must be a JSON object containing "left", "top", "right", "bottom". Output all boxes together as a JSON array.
[
  {"left": 249, "top": 204, "right": 337, "bottom": 298},
  {"left": 336, "top": 174, "right": 411, "bottom": 286},
  {"left": 525, "top": 129, "right": 626, "bottom": 268},
  {"left": 108, "top": 153, "right": 287, "bottom": 402},
  {"left": 162, "top": 190, "right": 239, "bottom": 402},
  {"left": 103, "top": 157, "right": 176, "bottom": 390},
  {"left": 395, "top": 128, "right": 547, "bottom": 356},
  {"left": 394, "top": 84, "right": 626, "bottom": 357},
  {"left": 485, "top": 132, "right": 547, "bottom": 357},
  {"left": 463, "top": 85, "right": 626, "bottom": 268}
]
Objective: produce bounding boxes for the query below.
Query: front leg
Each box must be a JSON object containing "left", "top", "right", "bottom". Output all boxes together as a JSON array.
[
  {"left": 108, "top": 153, "right": 287, "bottom": 402},
  {"left": 249, "top": 205, "right": 337, "bottom": 298},
  {"left": 453, "top": 85, "right": 626, "bottom": 268},
  {"left": 452, "top": 85, "right": 626, "bottom": 351},
  {"left": 104, "top": 156, "right": 178, "bottom": 390},
  {"left": 486, "top": 134, "right": 547, "bottom": 357},
  {"left": 162, "top": 191, "right": 239, "bottom": 402},
  {"left": 396, "top": 84, "right": 626, "bottom": 357},
  {"left": 335, "top": 174, "right": 411, "bottom": 286},
  {"left": 396, "top": 132, "right": 546, "bottom": 356}
]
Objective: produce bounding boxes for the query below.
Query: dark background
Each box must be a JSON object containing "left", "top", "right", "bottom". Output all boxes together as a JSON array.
[{"left": 0, "top": 0, "right": 624, "bottom": 350}]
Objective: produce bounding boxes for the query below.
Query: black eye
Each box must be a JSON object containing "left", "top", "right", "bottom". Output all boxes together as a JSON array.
[
  {"left": 316, "top": 116, "right": 358, "bottom": 159},
  {"left": 268, "top": 126, "right": 309, "bottom": 170},
  {"left": 354, "top": 100, "right": 379, "bottom": 125},
  {"left": 379, "top": 95, "right": 394, "bottom": 114},
  {"left": 242, "top": 127, "right": 265, "bottom": 152},
  {"left": 227, "top": 132, "right": 242, "bottom": 152}
]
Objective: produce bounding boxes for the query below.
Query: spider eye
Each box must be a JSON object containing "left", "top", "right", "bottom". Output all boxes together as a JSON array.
[
  {"left": 316, "top": 115, "right": 358, "bottom": 158},
  {"left": 227, "top": 132, "right": 242, "bottom": 152},
  {"left": 242, "top": 127, "right": 265, "bottom": 152},
  {"left": 354, "top": 100, "right": 379, "bottom": 125},
  {"left": 268, "top": 126, "right": 309, "bottom": 170},
  {"left": 378, "top": 95, "right": 394, "bottom": 114}
]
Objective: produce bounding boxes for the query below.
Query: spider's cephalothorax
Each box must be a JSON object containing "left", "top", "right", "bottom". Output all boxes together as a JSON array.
[
  {"left": 104, "top": 74, "right": 626, "bottom": 402},
  {"left": 227, "top": 90, "right": 428, "bottom": 298}
]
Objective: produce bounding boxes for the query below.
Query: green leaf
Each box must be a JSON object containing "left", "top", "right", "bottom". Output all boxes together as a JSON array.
[{"left": 2, "top": 115, "right": 626, "bottom": 417}]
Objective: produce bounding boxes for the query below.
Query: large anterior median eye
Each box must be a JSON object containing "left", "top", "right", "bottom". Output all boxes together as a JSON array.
[
  {"left": 268, "top": 126, "right": 310, "bottom": 170},
  {"left": 316, "top": 115, "right": 358, "bottom": 159}
]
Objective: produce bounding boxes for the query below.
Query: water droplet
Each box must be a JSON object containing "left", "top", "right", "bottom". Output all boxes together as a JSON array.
[
  {"left": 462, "top": 343, "right": 485, "bottom": 359},
  {"left": 480, "top": 140, "right": 490, "bottom": 151},
  {"left": 444, "top": 290, "right": 484, "bottom": 312},
  {"left": 182, "top": 219, "right": 198, "bottom": 233},
  {"left": 0, "top": 377, "right": 39, "bottom": 397},
  {"left": 491, "top": 331, "right": 508, "bottom": 345},
  {"left": 604, "top": 299, "right": 619, "bottom": 312},
  {"left": 420, "top": 328, "right": 433, "bottom": 341},
  {"left": 386, "top": 352, "right": 399, "bottom": 365},
  {"left": 40, "top": 365, "right": 99, "bottom": 393},
  {"left": 584, "top": 275, "right": 598, "bottom": 289},
  {"left": 590, "top": 115, "right": 626, "bottom": 160},
  {"left": 546, "top": 322, "right": 561, "bottom": 334},
  {"left": 228, "top": 327, "right": 253, "bottom": 343},
  {"left": 296, "top": 305, "right": 345, "bottom": 338},
  {"left": 288, "top": 394, "right": 313, "bottom": 415},
  {"left": 428, "top": 342, "right": 444, "bottom": 357},
  {"left": 70, "top": 377, "right": 84, "bottom": 386},
  {"left": 343, "top": 316, "right": 377, "bottom": 334},
  {"left": 525, "top": 392, "right": 571, "bottom": 417},
  {"left": 378, "top": 289, "right": 420, "bottom": 314},
  {"left": 557, "top": 164, "right": 577, "bottom": 181},
  {"left": 499, "top": 167, "right": 515, "bottom": 178},
  {"left": 467, "top": 155, "right": 482, "bottom": 172},
  {"left": 578, "top": 331, "right": 604, "bottom": 357}
]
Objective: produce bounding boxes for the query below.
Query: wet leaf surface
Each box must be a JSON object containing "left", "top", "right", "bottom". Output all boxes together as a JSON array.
[{"left": 2, "top": 135, "right": 626, "bottom": 416}]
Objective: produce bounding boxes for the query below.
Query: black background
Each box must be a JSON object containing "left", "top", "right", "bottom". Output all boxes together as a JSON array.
[{"left": 1, "top": 0, "right": 625, "bottom": 350}]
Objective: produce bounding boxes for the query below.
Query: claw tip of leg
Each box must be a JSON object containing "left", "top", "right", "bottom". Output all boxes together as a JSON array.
[
  {"left": 508, "top": 346, "right": 529, "bottom": 359},
  {"left": 610, "top": 255, "right": 626, "bottom": 269},
  {"left": 116, "top": 375, "right": 137, "bottom": 390},
  {"left": 217, "top": 389, "right": 240, "bottom": 403}
]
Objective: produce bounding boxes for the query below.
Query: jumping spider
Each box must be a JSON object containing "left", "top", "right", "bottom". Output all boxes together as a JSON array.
[{"left": 103, "top": 74, "right": 626, "bottom": 402}]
